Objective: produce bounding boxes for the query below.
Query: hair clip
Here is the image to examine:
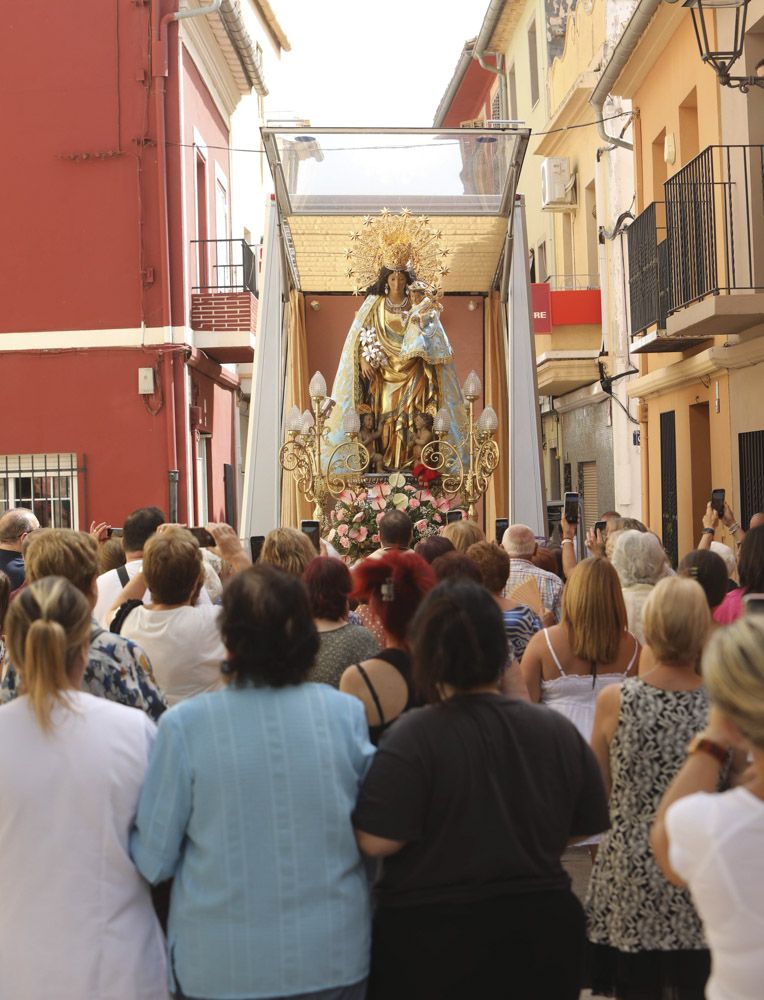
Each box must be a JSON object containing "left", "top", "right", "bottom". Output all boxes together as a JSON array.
[{"left": 381, "top": 577, "right": 395, "bottom": 603}]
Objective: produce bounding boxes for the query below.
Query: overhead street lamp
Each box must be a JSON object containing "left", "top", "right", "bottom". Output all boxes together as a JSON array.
[{"left": 682, "top": 0, "right": 764, "bottom": 92}]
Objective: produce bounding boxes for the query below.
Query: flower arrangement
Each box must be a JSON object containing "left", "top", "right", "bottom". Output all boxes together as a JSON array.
[{"left": 327, "top": 473, "right": 454, "bottom": 562}]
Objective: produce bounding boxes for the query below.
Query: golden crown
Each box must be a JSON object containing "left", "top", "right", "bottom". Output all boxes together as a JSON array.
[{"left": 344, "top": 208, "right": 451, "bottom": 295}]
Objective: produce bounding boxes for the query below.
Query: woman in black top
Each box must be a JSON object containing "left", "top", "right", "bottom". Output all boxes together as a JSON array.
[
  {"left": 353, "top": 580, "right": 609, "bottom": 1000},
  {"left": 340, "top": 551, "right": 435, "bottom": 744}
]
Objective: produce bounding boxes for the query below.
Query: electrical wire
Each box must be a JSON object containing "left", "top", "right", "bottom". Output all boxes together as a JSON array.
[{"left": 160, "top": 111, "right": 634, "bottom": 156}]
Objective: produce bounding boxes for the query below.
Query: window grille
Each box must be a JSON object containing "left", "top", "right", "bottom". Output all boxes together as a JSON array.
[
  {"left": 660, "top": 413, "right": 678, "bottom": 567},
  {"left": 738, "top": 430, "right": 764, "bottom": 529},
  {"left": 0, "top": 454, "right": 81, "bottom": 529}
]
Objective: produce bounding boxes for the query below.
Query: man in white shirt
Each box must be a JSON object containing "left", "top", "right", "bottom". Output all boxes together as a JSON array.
[
  {"left": 94, "top": 506, "right": 213, "bottom": 624},
  {"left": 502, "top": 523, "right": 563, "bottom": 622}
]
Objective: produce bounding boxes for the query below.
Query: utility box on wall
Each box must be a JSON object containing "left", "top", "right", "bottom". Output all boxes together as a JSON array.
[{"left": 541, "top": 157, "right": 575, "bottom": 211}]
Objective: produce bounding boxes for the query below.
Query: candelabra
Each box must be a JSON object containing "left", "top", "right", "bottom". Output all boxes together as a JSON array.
[
  {"left": 419, "top": 369, "right": 500, "bottom": 520},
  {"left": 280, "top": 371, "right": 370, "bottom": 523}
]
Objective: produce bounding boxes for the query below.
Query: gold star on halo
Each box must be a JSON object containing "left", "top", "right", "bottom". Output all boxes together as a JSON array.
[
  {"left": 362, "top": 215, "right": 373, "bottom": 227},
  {"left": 380, "top": 207, "right": 390, "bottom": 216},
  {"left": 400, "top": 208, "right": 411, "bottom": 217}
]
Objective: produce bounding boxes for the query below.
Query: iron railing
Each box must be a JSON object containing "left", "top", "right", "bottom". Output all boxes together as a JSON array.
[
  {"left": 544, "top": 273, "right": 601, "bottom": 291},
  {"left": 627, "top": 145, "right": 764, "bottom": 335},
  {"left": 664, "top": 144, "right": 764, "bottom": 311},
  {"left": 191, "top": 239, "right": 259, "bottom": 296},
  {"left": 627, "top": 202, "right": 668, "bottom": 336}
]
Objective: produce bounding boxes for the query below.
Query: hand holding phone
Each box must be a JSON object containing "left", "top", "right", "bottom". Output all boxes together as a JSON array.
[{"left": 495, "top": 518, "right": 509, "bottom": 546}]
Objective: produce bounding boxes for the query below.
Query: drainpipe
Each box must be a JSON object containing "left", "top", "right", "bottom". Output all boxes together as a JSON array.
[
  {"left": 472, "top": 0, "right": 508, "bottom": 120},
  {"left": 152, "top": 0, "right": 223, "bottom": 337},
  {"left": 152, "top": 0, "right": 222, "bottom": 521},
  {"left": 589, "top": 0, "right": 663, "bottom": 150}
]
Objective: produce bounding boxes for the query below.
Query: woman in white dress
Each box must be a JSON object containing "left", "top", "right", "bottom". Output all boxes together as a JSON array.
[
  {"left": 653, "top": 615, "right": 764, "bottom": 1000},
  {"left": 522, "top": 557, "right": 640, "bottom": 741},
  {"left": 0, "top": 576, "right": 167, "bottom": 1000}
]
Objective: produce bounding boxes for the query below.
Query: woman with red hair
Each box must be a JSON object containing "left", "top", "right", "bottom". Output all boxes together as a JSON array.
[{"left": 340, "top": 551, "right": 436, "bottom": 744}]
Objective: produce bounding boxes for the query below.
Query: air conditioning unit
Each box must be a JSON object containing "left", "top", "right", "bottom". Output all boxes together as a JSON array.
[{"left": 541, "top": 157, "right": 575, "bottom": 211}]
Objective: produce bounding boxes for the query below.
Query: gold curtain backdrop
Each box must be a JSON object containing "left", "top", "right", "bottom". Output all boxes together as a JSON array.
[
  {"left": 484, "top": 290, "right": 509, "bottom": 531},
  {"left": 280, "top": 290, "right": 314, "bottom": 527}
]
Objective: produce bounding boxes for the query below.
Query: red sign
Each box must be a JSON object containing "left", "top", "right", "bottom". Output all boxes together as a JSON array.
[
  {"left": 531, "top": 283, "right": 552, "bottom": 333},
  {"left": 550, "top": 289, "right": 602, "bottom": 326}
]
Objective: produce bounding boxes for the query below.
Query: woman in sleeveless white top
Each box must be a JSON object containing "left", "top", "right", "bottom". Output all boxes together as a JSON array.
[
  {"left": 522, "top": 558, "right": 640, "bottom": 745},
  {"left": 540, "top": 628, "right": 639, "bottom": 741}
]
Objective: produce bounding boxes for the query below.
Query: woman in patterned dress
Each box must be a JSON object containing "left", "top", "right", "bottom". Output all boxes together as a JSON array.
[{"left": 586, "top": 576, "right": 713, "bottom": 999}]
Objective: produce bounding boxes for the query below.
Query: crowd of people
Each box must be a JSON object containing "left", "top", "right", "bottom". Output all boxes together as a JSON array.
[{"left": 0, "top": 495, "right": 763, "bottom": 1000}]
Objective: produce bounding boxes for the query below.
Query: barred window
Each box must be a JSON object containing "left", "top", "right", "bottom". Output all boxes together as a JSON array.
[{"left": 0, "top": 454, "right": 79, "bottom": 529}]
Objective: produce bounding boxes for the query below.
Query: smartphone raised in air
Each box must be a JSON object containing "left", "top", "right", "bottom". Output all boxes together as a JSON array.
[
  {"left": 744, "top": 593, "right": 764, "bottom": 616},
  {"left": 593, "top": 519, "right": 607, "bottom": 538},
  {"left": 495, "top": 517, "right": 509, "bottom": 546},
  {"left": 249, "top": 535, "right": 265, "bottom": 563},
  {"left": 711, "top": 488, "right": 726, "bottom": 516},
  {"left": 189, "top": 526, "right": 216, "bottom": 547},
  {"left": 300, "top": 520, "right": 321, "bottom": 553},
  {"left": 446, "top": 510, "right": 464, "bottom": 524},
  {"left": 564, "top": 491, "right": 580, "bottom": 525}
]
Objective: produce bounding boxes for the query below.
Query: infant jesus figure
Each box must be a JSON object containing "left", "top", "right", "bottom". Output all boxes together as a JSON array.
[
  {"left": 412, "top": 411, "right": 434, "bottom": 463},
  {"left": 358, "top": 408, "right": 384, "bottom": 473}
]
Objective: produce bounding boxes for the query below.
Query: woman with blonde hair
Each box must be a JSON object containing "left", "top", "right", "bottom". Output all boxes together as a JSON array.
[
  {"left": 441, "top": 517, "right": 485, "bottom": 553},
  {"left": 586, "top": 577, "right": 711, "bottom": 999},
  {"left": 652, "top": 616, "right": 764, "bottom": 1000},
  {"left": 260, "top": 526, "right": 317, "bottom": 577},
  {"left": 521, "top": 558, "right": 640, "bottom": 737},
  {"left": 0, "top": 576, "right": 167, "bottom": 999}
]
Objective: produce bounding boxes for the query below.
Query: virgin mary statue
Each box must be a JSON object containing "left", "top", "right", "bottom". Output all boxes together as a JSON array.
[{"left": 325, "top": 210, "right": 466, "bottom": 471}]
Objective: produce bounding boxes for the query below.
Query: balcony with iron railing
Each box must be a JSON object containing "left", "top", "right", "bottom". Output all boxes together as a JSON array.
[
  {"left": 627, "top": 145, "right": 764, "bottom": 350},
  {"left": 190, "top": 239, "right": 259, "bottom": 363}
]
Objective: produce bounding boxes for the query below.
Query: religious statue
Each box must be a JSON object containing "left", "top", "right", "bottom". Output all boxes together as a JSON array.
[
  {"left": 358, "top": 407, "right": 384, "bottom": 473},
  {"left": 325, "top": 210, "right": 467, "bottom": 471}
]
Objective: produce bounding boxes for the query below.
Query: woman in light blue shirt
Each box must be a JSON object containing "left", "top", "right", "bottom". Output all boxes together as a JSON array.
[{"left": 131, "top": 565, "right": 375, "bottom": 1000}]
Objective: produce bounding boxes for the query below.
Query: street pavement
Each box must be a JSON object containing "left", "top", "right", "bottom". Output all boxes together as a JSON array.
[{"left": 562, "top": 847, "right": 597, "bottom": 1000}]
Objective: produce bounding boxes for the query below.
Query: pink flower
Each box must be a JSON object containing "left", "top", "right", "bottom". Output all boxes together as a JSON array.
[
  {"left": 352, "top": 511, "right": 365, "bottom": 523},
  {"left": 414, "top": 518, "right": 428, "bottom": 533},
  {"left": 408, "top": 497, "right": 420, "bottom": 509},
  {"left": 376, "top": 512, "right": 385, "bottom": 525},
  {"left": 337, "top": 489, "right": 356, "bottom": 503},
  {"left": 336, "top": 509, "right": 348, "bottom": 522},
  {"left": 370, "top": 496, "right": 386, "bottom": 511},
  {"left": 434, "top": 496, "right": 451, "bottom": 512},
  {"left": 367, "top": 484, "right": 383, "bottom": 500},
  {"left": 372, "top": 533, "right": 380, "bottom": 543},
  {"left": 433, "top": 513, "right": 442, "bottom": 523},
  {"left": 414, "top": 489, "right": 433, "bottom": 504},
  {"left": 337, "top": 523, "right": 349, "bottom": 536},
  {"left": 379, "top": 483, "right": 392, "bottom": 497},
  {"left": 404, "top": 485, "right": 415, "bottom": 493},
  {"left": 339, "top": 535, "right": 350, "bottom": 549},
  {"left": 356, "top": 526, "right": 368, "bottom": 542}
]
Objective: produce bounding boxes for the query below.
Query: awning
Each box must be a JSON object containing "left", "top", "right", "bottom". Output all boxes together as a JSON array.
[{"left": 260, "top": 127, "right": 530, "bottom": 294}]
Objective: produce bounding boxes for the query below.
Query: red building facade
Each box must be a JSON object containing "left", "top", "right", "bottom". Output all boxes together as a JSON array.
[{"left": 1, "top": 0, "right": 279, "bottom": 528}]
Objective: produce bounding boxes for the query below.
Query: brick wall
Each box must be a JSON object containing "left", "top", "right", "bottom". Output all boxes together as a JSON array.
[{"left": 190, "top": 291, "right": 257, "bottom": 333}]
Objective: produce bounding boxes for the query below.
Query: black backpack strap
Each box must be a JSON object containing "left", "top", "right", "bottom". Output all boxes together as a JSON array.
[
  {"left": 110, "top": 599, "right": 144, "bottom": 635},
  {"left": 116, "top": 564, "right": 130, "bottom": 587}
]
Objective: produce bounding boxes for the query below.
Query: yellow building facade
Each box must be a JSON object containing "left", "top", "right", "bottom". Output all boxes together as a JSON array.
[{"left": 605, "top": 0, "right": 764, "bottom": 562}]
